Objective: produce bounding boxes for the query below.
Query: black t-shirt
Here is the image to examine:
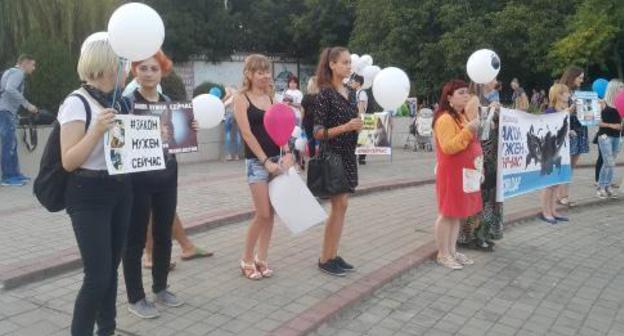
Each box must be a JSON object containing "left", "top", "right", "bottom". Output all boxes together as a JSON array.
[{"left": 597, "top": 106, "right": 622, "bottom": 138}]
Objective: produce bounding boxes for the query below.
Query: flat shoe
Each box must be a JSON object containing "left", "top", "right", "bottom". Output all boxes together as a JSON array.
[
  {"left": 553, "top": 215, "right": 569, "bottom": 222},
  {"left": 538, "top": 214, "right": 557, "bottom": 225}
]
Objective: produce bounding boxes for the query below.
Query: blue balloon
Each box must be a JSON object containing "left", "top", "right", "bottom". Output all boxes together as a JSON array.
[
  {"left": 209, "top": 87, "right": 222, "bottom": 98},
  {"left": 592, "top": 78, "right": 609, "bottom": 98}
]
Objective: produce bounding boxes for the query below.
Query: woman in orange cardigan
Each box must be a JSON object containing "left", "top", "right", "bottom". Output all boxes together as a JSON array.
[{"left": 433, "top": 79, "right": 482, "bottom": 270}]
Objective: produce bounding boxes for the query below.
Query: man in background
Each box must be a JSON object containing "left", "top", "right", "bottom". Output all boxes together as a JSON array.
[{"left": 0, "top": 54, "right": 38, "bottom": 186}]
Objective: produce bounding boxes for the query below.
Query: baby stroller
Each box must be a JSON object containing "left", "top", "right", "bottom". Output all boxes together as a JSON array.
[{"left": 404, "top": 108, "right": 433, "bottom": 151}]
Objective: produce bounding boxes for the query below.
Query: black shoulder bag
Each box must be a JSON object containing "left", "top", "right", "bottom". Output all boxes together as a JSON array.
[{"left": 307, "top": 127, "right": 351, "bottom": 198}]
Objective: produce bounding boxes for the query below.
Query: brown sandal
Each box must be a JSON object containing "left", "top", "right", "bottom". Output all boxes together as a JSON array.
[{"left": 240, "top": 260, "right": 262, "bottom": 280}]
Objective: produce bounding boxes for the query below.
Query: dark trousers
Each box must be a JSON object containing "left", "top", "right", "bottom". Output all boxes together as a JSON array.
[
  {"left": 595, "top": 150, "right": 603, "bottom": 183},
  {"left": 66, "top": 172, "right": 132, "bottom": 336},
  {"left": 123, "top": 185, "right": 177, "bottom": 303}
]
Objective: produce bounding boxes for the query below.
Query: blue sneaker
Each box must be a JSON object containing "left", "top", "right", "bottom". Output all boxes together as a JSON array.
[
  {"left": 1, "top": 178, "right": 26, "bottom": 186},
  {"left": 14, "top": 174, "right": 30, "bottom": 181}
]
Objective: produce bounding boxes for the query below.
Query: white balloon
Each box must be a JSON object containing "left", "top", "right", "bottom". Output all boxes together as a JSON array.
[
  {"left": 81, "top": 32, "right": 108, "bottom": 54},
  {"left": 108, "top": 3, "right": 165, "bottom": 61},
  {"left": 466, "top": 49, "right": 501, "bottom": 84},
  {"left": 291, "top": 126, "right": 302, "bottom": 138},
  {"left": 354, "top": 58, "right": 368, "bottom": 76},
  {"left": 192, "top": 94, "right": 225, "bottom": 129},
  {"left": 362, "top": 65, "right": 381, "bottom": 90},
  {"left": 350, "top": 54, "right": 360, "bottom": 68},
  {"left": 360, "top": 54, "right": 373, "bottom": 67},
  {"left": 372, "top": 67, "right": 411, "bottom": 111},
  {"left": 295, "top": 138, "right": 307, "bottom": 152}
]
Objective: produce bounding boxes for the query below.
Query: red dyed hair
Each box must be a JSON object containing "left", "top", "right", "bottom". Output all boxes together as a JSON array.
[
  {"left": 433, "top": 79, "right": 469, "bottom": 127},
  {"left": 131, "top": 50, "right": 173, "bottom": 77}
]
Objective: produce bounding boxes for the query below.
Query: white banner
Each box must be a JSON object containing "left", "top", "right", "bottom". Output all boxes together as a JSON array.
[
  {"left": 104, "top": 114, "right": 166, "bottom": 175},
  {"left": 496, "top": 108, "right": 571, "bottom": 201}
]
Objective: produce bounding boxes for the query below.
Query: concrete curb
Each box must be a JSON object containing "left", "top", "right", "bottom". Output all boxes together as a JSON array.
[
  {"left": 268, "top": 197, "right": 624, "bottom": 336},
  {"left": 0, "top": 177, "right": 434, "bottom": 291}
]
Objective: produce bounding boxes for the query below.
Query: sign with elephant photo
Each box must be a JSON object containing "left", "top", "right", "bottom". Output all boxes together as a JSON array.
[
  {"left": 356, "top": 112, "right": 392, "bottom": 155},
  {"left": 104, "top": 114, "right": 166, "bottom": 175},
  {"left": 132, "top": 101, "right": 198, "bottom": 154},
  {"left": 496, "top": 108, "right": 571, "bottom": 201}
]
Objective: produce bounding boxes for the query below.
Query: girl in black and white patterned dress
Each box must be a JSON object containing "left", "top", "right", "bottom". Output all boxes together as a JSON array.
[{"left": 313, "top": 47, "right": 363, "bottom": 276}]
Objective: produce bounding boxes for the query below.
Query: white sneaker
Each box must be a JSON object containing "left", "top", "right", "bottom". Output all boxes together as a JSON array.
[
  {"left": 606, "top": 186, "right": 618, "bottom": 199},
  {"left": 596, "top": 188, "right": 609, "bottom": 199}
]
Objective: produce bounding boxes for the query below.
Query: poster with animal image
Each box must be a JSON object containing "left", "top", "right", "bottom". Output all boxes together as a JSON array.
[
  {"left": 496, "top": 108, "right": 571, "bottom": 201},
  {"left": 133, "top": 101, "right": 198, "bottom": 154},
  {"left": 104, "top": 114, "right": 166, "bottom": 175},
  {"left": 574, "top": 91, "right": 601, "bottom": 126},
  {"left": 356, "top": 112, "right": 392, "bottom": 155}
]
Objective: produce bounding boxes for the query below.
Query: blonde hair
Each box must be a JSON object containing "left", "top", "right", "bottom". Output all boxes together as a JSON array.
[
  {"left": 241, "top": 54, "right": 271, "bottom": 94},
  {"left": 548, "top": 83, "right": 569, "bottom": 109},
  {"left": 77, "top": 40, "right": 118, "bottom": 82},
  {"left": 306, "top": 76, "right": 319, "bottom": 94},
  {"left": 604, "top": 79, "right": 624, "bottom": 108}
]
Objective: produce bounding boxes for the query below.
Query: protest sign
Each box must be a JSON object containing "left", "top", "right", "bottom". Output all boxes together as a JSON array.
[
  {"left": 133, "top": 101, "right": 198, "bottom": 154},
  {"left": 356, "top": 112, "right": 392, "bottom": 155},
  {"left": 573, "top": 91, "right": 601, "bottom": 126},
  {"left": 104, "top": 114, "right": 166, "bottom": 175},
  {"left": 496, "top": 108, "right": 571, "bottom": 201},
  {"left": 268, "top": 168, "right": 328, "bottom": 234}
]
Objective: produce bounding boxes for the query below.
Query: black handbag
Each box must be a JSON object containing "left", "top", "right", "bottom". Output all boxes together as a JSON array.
[{"left": 307, "top": 129, "right": 351, "bottom": 197}]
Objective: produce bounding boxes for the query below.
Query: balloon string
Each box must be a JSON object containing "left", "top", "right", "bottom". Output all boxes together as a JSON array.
[{"left": 111, "top": 57, "right": 124, "bottom": 110}]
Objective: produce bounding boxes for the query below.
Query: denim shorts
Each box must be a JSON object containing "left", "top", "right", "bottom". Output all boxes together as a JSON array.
[{"left": 245, "top": 156, "right": 278, "bottom": 184}]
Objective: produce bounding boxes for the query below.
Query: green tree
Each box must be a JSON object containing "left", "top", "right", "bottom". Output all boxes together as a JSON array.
[{"left": 549, "top": 0, "right": 624, "bottom": 78}]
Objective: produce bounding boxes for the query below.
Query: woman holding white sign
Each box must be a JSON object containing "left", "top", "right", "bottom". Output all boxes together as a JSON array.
[
  {"left": 541, "top": 83, "right": 572, "bottom": 224},
  {"left": 58, "top": 40, "right": 132, "bottom": 336},
  {"left": 233, "top": 54, "right": 294, "bottom": 280},
  {"left": 122, "top": 50, "right": 185, "bottom": 319},
  {"left": 433, "top": 79, "right": 482, "bottom": 270}
]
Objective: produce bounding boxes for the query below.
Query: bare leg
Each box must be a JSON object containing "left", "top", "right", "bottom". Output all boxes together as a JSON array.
[
  {"left": 320, "top": 194, "right": 349, "bottom": 263},
  {"left": 448, "top": 218, "right": 460, "bottom": 256},
  {"left": 242, "top": 183, "right": 273, "bottom": 263},
  {"left": 144, "top": 215, "right": 154, "bottom": 265},
  {"left": 434, "top": 215, "right": 452, "bottom": 258},
  {"left": 171, "top": 214, "right": 196, "bottom": 256},
  {"left": 256, "top": 207, "right": 274, "bottom": 262}
]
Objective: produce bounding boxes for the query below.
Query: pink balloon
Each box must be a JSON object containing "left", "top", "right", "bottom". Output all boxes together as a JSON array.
[
  {"left": 264, "top": 103, "right": 296, "bottom": 146},
  {"left": 615, "top": 91, "right": 624, "bottom": 118}
]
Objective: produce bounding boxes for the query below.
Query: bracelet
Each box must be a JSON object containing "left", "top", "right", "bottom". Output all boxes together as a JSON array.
[{"left": 262, "top": 157, "right": 270, "bottom": 165}]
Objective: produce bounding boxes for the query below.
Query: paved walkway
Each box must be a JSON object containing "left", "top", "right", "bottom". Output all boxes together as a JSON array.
[
  {"left": 313, "top": 202, "right": 624, "bottom": 336},
  {"left": 0, "top": 158, "right": 618, "bottom": 335},
  {"left": 0, "top": 151, "right": 434, "bottom": 285}
]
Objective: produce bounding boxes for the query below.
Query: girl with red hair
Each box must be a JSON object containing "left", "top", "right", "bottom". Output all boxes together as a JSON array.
[
  {"left": 433, "top": 79, "right": 482, "bottom": 270},
  {"left": 122, "top": 50, "right": 187, "bottom": 319}
]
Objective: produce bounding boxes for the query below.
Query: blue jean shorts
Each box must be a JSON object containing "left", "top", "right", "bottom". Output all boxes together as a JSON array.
[{"left": 245, "top": 156, "right": 278, "bottom": 184}]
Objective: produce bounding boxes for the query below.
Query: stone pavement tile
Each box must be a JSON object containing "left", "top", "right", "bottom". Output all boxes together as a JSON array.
[
  {"left": 317, "top": 200, "right": 624, "bottom": 336},
  {"left": 1, "top": 163, "right": 620, "bottom": 335}
]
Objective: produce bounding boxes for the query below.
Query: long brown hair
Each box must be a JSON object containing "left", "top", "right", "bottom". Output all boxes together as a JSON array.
[
  {"left": 241, "top": 54, "right": 272, "bottom": 94},
  {"left": 559, "top": 66, "right": 583, "bottom": 90},
  {"left": 315, "top": 47, "right": 349, "bottom": 89},
  {"left": 433, "top": 79, "right": 469, "bottom": 127}
]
